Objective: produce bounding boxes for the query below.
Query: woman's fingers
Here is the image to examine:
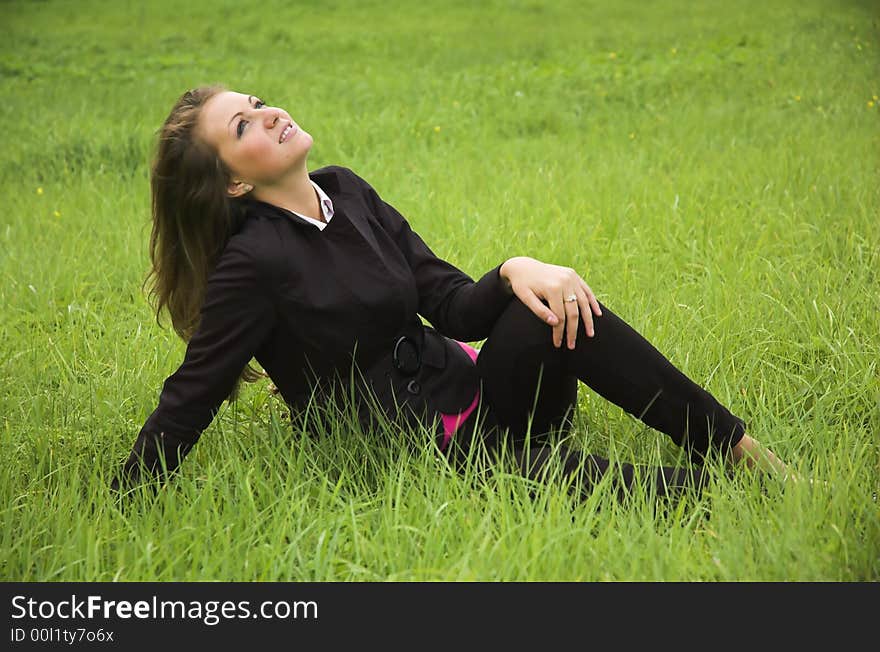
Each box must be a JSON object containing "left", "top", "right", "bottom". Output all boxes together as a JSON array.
[
  {"left": 564, "top": 291, "right": 589, "bottom": 349},
  {"left": 574, "top": 289, "right": 594, "bottom": 343},
  {"left": 548, "top": 293, "right": 566, "bottom": 347},
  {"left": 508, "top": 263, "right": 602, "bottom": 349},
  {"left": 580, "top": 279, "right": 602, "bottom": 317},
  {"left": 518, "top": 289, "right": 560, "bottom": 327}
]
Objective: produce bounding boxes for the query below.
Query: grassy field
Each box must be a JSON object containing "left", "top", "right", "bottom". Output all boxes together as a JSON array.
[{"left": 1, "top": 0, "right": 877, "bottom": 581}]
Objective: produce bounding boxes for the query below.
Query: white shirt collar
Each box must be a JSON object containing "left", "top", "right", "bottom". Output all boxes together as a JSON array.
[{"left": 289, "top": 180, "right": 334, "bottom": 231}]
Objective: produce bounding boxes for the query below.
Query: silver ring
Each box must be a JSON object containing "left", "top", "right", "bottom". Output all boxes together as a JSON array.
[{"left": 564, "top": 294, "right": 577, "bottom": 303}]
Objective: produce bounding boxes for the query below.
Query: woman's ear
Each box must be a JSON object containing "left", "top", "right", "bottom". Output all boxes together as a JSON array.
[{"left": 227, "top": 181, "right": 253, "bottom": 198}]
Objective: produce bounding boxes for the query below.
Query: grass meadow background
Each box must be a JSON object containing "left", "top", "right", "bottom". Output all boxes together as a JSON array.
[{"left": 1, "top": 0, "right": 878, "bottom": 581}]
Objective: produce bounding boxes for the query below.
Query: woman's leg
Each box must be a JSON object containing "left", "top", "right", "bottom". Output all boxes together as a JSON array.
[
  {"left": 515, "top": 443, "right": 708, "bottom": 500},
  {"left": 479, "top": 299, "right": 748, "bottom": 457},
  {"left": 472, "top": 298, "right": 730, "bottom": 496}
]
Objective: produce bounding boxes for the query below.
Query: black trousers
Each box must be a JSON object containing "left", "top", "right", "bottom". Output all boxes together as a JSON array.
[{"left": 447, "top": 299, "right": 747, "bottom": 499}]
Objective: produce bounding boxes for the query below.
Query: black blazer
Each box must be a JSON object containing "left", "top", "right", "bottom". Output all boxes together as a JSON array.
[{"left": 117, "top": 165, "right": 514, "bottom": 484}]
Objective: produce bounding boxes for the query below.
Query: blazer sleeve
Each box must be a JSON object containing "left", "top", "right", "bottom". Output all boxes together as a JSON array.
[
  {"left": 346, "top": 168, "right": 513, "bottom": 342},
  {"left": 113, "top": 240, "right": 277, "bottom": 489}
]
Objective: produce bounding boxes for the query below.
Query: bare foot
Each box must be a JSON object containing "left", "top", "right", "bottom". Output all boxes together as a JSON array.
[
  {"left": 730, "top": 435, "right": 827, "bottom": 488},
  {"left": 730, "top": 434, "right": 790, "bottom": 476}
]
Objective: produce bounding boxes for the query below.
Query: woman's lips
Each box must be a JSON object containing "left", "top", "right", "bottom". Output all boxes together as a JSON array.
[{"left": 279, "top": 122, "right": 298, "bottom": 143}]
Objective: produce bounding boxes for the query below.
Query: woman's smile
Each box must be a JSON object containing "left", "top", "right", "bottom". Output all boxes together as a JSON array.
[
  {"left": 199, "top": 91, "right": 313, "bottom": 191},
  {"left": 279, "top": 122, "right": 298, "bottom": 143}
]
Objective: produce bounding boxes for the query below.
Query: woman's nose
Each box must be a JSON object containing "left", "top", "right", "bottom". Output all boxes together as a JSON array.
[{"left": 262, "top": 108, "right": 280, "bottom": 128}]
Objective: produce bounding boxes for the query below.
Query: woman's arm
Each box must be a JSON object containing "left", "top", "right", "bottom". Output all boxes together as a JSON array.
[
  {"left": 113, "top": 239, "right": 277, "bottom": 491},
  {"left": 348, "top": 169, "right": 599, "bottom": 343}
]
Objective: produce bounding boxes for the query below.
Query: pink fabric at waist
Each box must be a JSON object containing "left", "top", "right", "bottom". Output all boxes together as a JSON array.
[{"left": 438, "top": 341, "right": 480, "bottom": 451}]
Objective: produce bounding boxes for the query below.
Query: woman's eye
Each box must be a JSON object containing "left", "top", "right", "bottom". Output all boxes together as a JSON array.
[{"left": 236, "top": 100, "right": 266, "bottom": 138}]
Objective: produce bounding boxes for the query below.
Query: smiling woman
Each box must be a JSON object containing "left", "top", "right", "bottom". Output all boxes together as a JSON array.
[
  {"left": 114, "top": 84, "right": 793, "bottom": 500},
  {"left": 198, "top": 92, "right": 318, "bottom": 216}
]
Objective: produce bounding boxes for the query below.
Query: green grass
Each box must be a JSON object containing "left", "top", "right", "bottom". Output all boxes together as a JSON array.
[{"left": 1, "top": 0, "right": 877, "bottom": 581}]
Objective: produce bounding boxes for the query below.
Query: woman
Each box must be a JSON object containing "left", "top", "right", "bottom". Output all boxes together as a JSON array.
[{"left": 113, "top": 85, "right": 790, "bottom": 498}]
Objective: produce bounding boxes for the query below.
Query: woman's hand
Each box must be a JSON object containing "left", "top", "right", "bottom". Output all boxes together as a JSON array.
[{"left": 499, "top": 256, "right": 602, "bottom": 349}]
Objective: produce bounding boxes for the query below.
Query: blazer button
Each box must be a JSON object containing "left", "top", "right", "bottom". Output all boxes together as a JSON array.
[{"left": 406, "top": 380, "right": 421, "bottom": 395}]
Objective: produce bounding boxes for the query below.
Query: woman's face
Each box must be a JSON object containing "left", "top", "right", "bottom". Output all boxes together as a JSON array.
[{"left": 198, "top": 91, "right": 313, "bottom": 195}]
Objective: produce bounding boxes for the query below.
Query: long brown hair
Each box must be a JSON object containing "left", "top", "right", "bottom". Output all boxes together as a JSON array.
[{"left": 145, "top": 85, "right": 261, "bottom": 398}]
